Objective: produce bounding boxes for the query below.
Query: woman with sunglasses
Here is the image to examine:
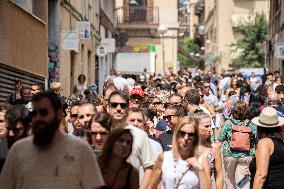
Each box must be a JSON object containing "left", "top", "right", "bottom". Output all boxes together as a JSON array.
[
  {"left": 99, "top": 129, "right": 139, "bottom": 189},
  {"left": 194, "top": 112, "right": 223, "bottom": 189},
  {"left": 149, "top": 116, "right": 211, "bottom": 189},
  {"left": 86, "top": 112, "right": 112, "bottom": 155}
]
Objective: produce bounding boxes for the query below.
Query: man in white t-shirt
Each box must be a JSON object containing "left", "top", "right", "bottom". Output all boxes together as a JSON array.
[
  {"left": 250, "top": 72, "right": 261, "bottom": 90},
  {"left": 0, "top": 91, "right": 104, "bottom": 189},
  {"left": 107, "top": 91, "right": 154, "bottom": 189}
]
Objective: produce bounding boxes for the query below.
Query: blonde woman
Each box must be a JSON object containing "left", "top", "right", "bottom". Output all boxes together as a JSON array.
[
  {"left": 194, "top": 112, "right": 223, "bottom": 189},
  {"left": 148, "top": 116, "right": 211, "bottom": 189}
]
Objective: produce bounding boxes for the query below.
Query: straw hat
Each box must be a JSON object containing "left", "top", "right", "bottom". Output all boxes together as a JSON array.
[{"left": 252, "top": 107, "right": 284, "bottom": 128}]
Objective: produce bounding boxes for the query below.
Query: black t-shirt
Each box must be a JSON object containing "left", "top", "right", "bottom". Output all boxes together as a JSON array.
[
  {"left": 157, "top": 130, "right": 173, "bottom": 151},
  {"left": 250, "top": 139, "right": 284, "bottom": 189}
]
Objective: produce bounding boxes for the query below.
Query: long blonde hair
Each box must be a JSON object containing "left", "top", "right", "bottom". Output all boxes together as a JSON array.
[{"left": 172, "top": 115, "right": 199, "bottom": 159}]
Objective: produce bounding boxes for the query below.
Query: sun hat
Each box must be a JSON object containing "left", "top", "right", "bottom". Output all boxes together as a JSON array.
[{"left": 252, "top": 107, "right": 284, "bottom": 128}]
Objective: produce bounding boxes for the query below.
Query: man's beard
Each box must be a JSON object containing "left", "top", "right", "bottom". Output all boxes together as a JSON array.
[{"left": 32, "top": 118, "right": 60, "bottom": 147}]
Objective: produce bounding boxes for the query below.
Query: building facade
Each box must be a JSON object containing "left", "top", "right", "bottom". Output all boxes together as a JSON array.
[
  {"left": 115, "top": 0, "right": 179, "bottom": 76},
  {"left": 48, "top": 0, "right": 101, "bottom": 96},
  {"left": 0, "top": 0, "right": 48, "bottom": 104},
  {"left": 267, "top": 0, "right": 284, "bottom": 76},
  {"left": 204, "top": 0, "right": 269, "bottom": 72},
  {"left": 98, "top": 0, "right": 116, "bottom": 93}
]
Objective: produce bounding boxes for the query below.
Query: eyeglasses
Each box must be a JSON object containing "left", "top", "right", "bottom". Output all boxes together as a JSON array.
[
  {"left": 109, "top": 102, "right": 128, "bottom": 109},
  {"left": 152, "top": 102, "right": 162, "bottom": 106},
  {"left": 70, "top": 114, "right": 78, "bottom": 119},
  {"left": 163, "top": 115, "right": 175, "bottom": 121},
  {"left": 169, "top": 102, "right": 182, "bottom": 106},
  {"left": 178, "top": 130, "right": 196, "bottom": 138},
  {"left": 130, "top": 98, "right": 141, "bottom": 104},
  {"left": 30, "top": 108, "right": 48, "bottom": 117},
  {"left": 90, "top": 131, "right": 109, "bottom": 136}
]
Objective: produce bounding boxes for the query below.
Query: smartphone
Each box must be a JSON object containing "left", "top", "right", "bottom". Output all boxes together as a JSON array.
[{"left": 236, "top": 174, "right": 250, "bottom": 188}]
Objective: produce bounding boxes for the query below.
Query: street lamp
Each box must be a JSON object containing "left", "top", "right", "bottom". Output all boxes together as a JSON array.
[
  {"left": 129, "top": 0, "right": 138, "bottom": 5},
  {"left": 158, "top": 25, "right": 168, "bottom": 75}
]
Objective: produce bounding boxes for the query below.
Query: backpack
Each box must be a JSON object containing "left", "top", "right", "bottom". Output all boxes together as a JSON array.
[{"left": 230, "top": 119, "right": 251, "bottom": 152}]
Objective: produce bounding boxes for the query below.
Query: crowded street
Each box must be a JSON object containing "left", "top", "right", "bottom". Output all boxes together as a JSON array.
[{"left": 0, "top": 0, "right": 284, "bottom": 189}]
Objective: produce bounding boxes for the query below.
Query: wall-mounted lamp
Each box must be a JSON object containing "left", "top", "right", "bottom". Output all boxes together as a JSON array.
[{"left": 129, "top": 0, "right": 138, "bottom": 5}]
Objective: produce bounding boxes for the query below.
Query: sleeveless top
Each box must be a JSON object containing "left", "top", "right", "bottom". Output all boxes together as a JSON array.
[
  {"left": 161, "top": 151, "right": 199, "bottom": 189},
  {"left": 249, "top": 138, "right": 284, "bottom": 189},
  {"left": 101, "top": 166, "right": 133, "bottom": 189}
]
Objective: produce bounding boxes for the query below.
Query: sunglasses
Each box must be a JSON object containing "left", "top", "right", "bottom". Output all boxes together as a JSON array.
[
  {"left": 109, "top": 102, "right": 128, "bottom": 109},
  {"left": 70, "top": 114, "right": 78, "bottom": 119},
  {"left": 90, "top": 131, "right": 109, "bottom": 136},
  {"left": 204, "top": 86, "right": 210, "bottom": 89},
  {"left": 152, "top": 102, "right": 162, "bottom": 106},
  {"left": 169, "top": 102, "right": 182, "bottom": 106},
  {"left": 131, "top": 98, "right": 141, "bottom": 104},
  {"left": 178, "top": 130, "right": 196, "bottom": 138},
  {"left": 163, "top": 115, "right": 175, "bottom": 121},
  {"left": 30, "top": 108, "right": 48, "bottom": 117}
]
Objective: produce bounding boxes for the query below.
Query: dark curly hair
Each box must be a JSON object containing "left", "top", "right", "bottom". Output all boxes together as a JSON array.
[
  {"left": 231, "top": 101, "right": 249, "bottom": 121},
  {"left": 184, "top": 89, "right": 200, "bottom": 105}
]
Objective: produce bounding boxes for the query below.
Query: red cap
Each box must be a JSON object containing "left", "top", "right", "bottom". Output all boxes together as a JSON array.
[{"left": 130, "top": 87, "right": 144, "bottom": 97}]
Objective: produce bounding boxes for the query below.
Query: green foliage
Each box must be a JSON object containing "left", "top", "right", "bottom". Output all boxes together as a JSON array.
[
  {"left": 230, "top": 12, "right": 268, "bottom": 68},
  {"left": 183, "top": 37, "right": 199, "bottom": 52},
  {"left": 178, "top": 54, "right": 192, "bottom": 68},
  {"left": 178, "top": 37, "right": 199, "bottom": 68},
  {"left": 202, "top": 52, "right": 221, "bottom": 64}
]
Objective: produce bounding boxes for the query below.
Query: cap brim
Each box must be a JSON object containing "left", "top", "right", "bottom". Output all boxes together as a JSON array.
[{"left": 252, "top": 116, "right": 284, "bottom": 128}]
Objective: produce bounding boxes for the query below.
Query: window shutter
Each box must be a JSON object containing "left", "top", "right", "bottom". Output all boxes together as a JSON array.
[{"left": 281, "top": 0, "right": 284, "bottom": 26}]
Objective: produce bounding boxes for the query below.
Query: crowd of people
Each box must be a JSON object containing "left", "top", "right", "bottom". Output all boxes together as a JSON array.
[{"left": 0, "top": 68, "right": 284, "bottom": 189}]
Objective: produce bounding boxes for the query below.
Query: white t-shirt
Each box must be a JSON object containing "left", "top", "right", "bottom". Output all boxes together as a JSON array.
[
  {"left": 0, "top": 135, "right": 104, "bottom": 189},
  {"left": 125, "top": 125, "right": 154, "bottom": 170},
  {"left": 204, "top": 94, "right": 219, "bottom": 107},
  {"left": 139, "top": 138, "right": 163, "bottom": 183}
]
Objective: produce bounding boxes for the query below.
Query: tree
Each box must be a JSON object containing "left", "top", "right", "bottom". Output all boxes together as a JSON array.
[
  {"left": 230, "top": 12, "right": 268, "bottom": 68},
  {"left": 178, "top": 37, "right": 199, "bottom": 68}
]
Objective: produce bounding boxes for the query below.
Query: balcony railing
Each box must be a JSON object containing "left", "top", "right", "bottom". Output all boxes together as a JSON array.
[
  {"left": 116, "top": 6, "right": 159, "bottom": 25},
  {"left": 179, "top": 13, "right": 189, "bottom": 25}
]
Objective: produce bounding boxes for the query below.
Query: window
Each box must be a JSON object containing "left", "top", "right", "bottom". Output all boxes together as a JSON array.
[{"left": 14, "top": 0, "right": 26, "bottom": 8}]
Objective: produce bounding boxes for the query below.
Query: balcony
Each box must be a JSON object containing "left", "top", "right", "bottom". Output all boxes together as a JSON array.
[
  {"left": 178, "top": 13, "right": 189, "bottom": 34},
  {"left": 116, "top": 6, "right": 159, "bottom": 30},
  {"left": 195, "top": 0, "right": 205, "bottom": 16}
]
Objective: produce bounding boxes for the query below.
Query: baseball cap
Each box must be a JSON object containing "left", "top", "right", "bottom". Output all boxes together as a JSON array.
[{"left": 130, "top": 87, "right": 144, "bottom": 97}]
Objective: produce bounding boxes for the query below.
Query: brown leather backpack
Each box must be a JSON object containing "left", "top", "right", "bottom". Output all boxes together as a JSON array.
[{"left": 230, "top": 120, "right": 251, "bottom": 152}]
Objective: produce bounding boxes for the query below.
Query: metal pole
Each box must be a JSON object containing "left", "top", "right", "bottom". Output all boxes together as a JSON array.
[{"left": 162, "top": 35, "right": 165, "bottom": 75}]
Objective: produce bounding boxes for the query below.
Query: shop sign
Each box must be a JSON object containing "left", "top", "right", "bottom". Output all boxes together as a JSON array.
[
  {"left": 275, "top": 42, "right": 284, "bottom": 59},
  {"left": 96, "top": 45, "right": 108, "bottom": 57},
  {"left": 61, "top": 32, "right": 79, "bottom": 52}
]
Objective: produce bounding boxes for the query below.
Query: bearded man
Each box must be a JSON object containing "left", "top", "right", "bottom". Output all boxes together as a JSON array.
[{"left": 0, "top": 91, "right": 104, "bottom": 189}]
